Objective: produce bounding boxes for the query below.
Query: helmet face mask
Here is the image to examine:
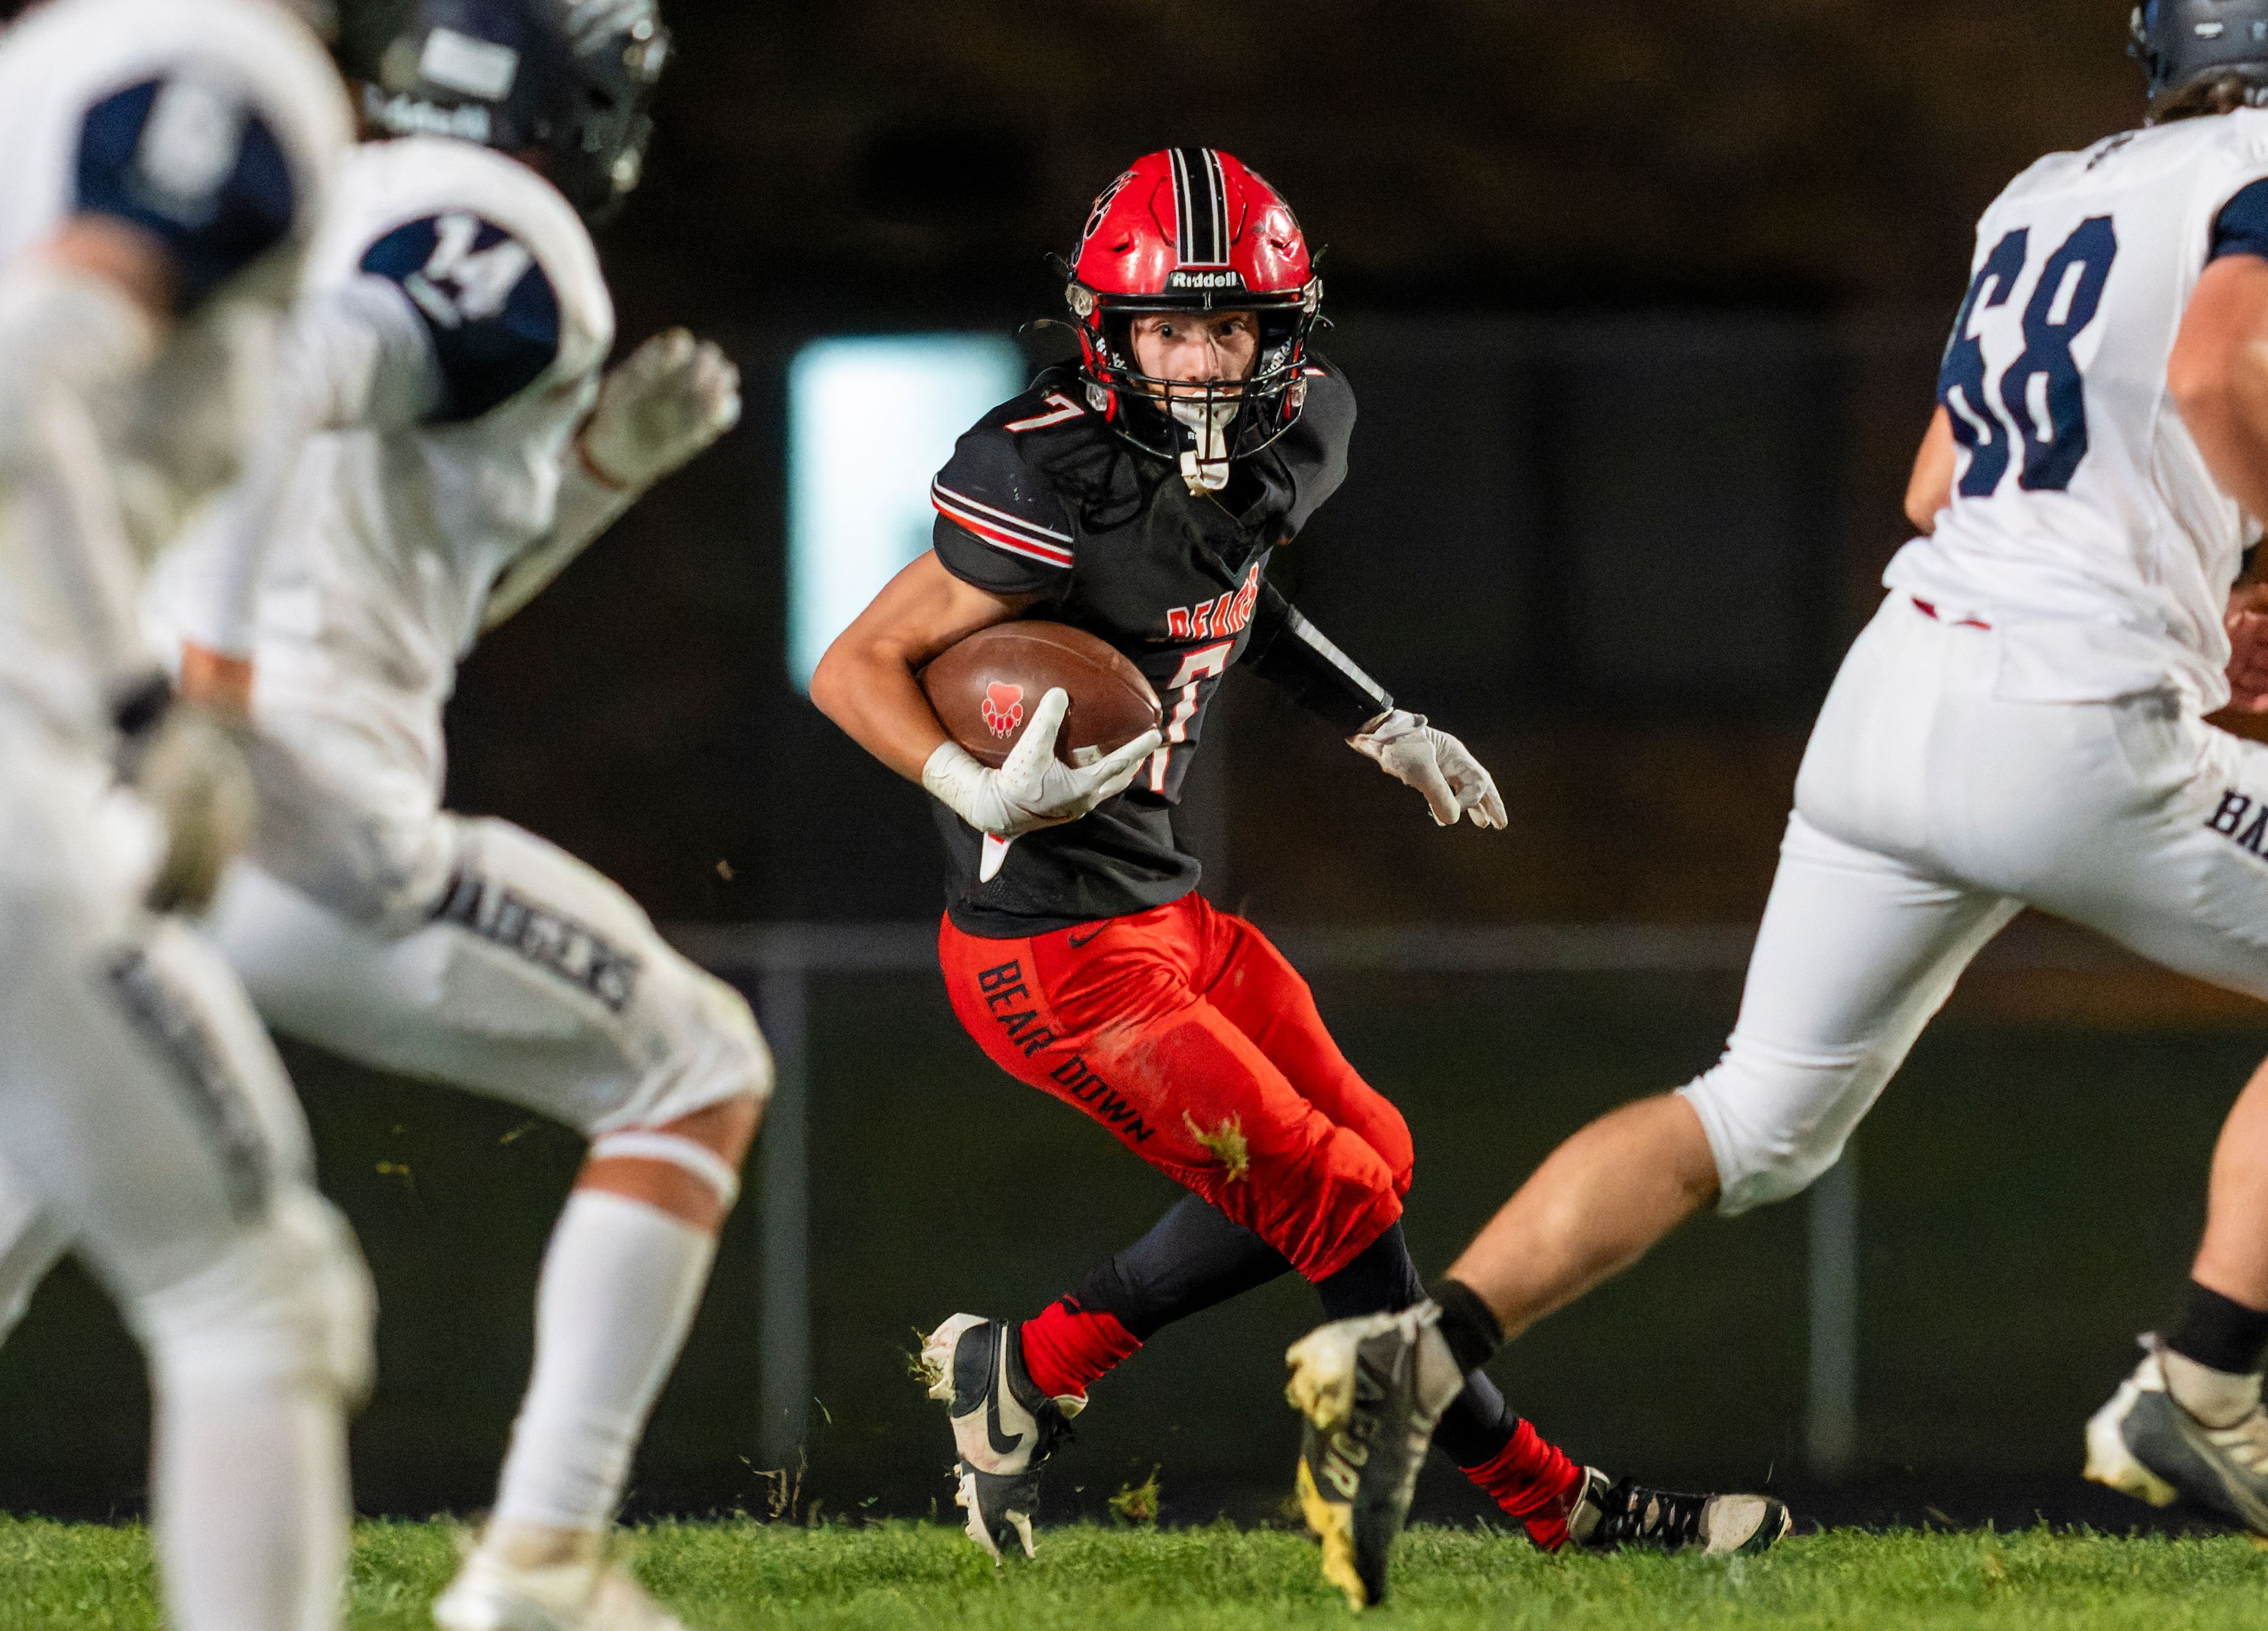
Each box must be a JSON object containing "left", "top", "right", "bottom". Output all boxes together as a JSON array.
[
  {"left": 346, "top": 0, "right": 671, "bottom": 223},
  {"left": 1065, "top": 148, "right": 1323, "bottom": 489}
]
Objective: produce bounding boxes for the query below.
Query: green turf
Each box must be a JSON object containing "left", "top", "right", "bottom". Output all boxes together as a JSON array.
[{"left": 1, "top": 1518, "right": 2266, "bottom": 1629}]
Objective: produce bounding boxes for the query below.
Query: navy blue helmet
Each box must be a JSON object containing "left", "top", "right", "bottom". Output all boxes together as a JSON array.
[
  {"left": 345, "top": 0, "right": 670, "bottom": 222},
  {"left": 2133, "top": 0, "right": 2268, "bottom": 110}
]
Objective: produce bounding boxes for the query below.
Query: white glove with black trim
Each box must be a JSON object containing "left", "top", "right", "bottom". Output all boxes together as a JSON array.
[
  {"left": 923, "top": 688, "right": 1161, "bottom": 839},
  {"left": 1349, "top": 708, "right": 1507, "bottom": 829},
  {"left": 576, "top": 327, "right": 741, "bottom": 491}
]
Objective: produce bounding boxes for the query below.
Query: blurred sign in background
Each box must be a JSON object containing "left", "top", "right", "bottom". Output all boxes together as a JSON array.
[{"left": 0, "top": 0, "right": 2250, "bottom": 1534}]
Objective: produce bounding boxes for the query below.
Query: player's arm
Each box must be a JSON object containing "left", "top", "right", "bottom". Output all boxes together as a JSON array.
[
  {"left": 2170, "top": 254, "right": 2268, "bottom": 522},
  {"left": 811, "top": 552, "right": 1028, "bottom": 780},
  {"left": 483, "top": 328, "right": 740, "bottom": 631},
  {"left": 0, "top": 217, "right": 172, "bottom": 696},
  {"left": 168, "top": 274, "right": 450, "bottom": 713},
  {"left": 1904, "top": 406, "right": 1956, "bottom": 536},
  {"left": 811, "top": 552, "right": 1158, "bottom": 837},
  {"left": 2171, "top": 180, "right": 2268, "bottom": 711},
  {"left": 1243, "top": 582, "right": 1505, "bottom": 828}
]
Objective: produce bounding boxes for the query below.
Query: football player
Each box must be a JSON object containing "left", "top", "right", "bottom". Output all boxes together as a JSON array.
[
  {"left": 812, "top": 147, "right": 1787, "bottom": 1606},
  {"left": 1283, "top": 0, "right": 2268, "bottom": 1595},
  {"left": 0, "top": 1, "right": 370, "bottom": 1628},
  {"left": 0, "top": 2, "right": 758, "bottom": 1628}
]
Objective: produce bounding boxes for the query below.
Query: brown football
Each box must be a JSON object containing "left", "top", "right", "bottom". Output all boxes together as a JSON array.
[{"left": 920, "top": 621, "right": 1163, "bottom": 770}]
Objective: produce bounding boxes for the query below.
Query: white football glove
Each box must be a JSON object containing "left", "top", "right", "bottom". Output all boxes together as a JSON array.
[
  {"left": 115, "top": 689, "right": 257, "bottom": 913},
  {"left": 1349, "top": 708, "right": 1506, "bottom": 829},
  {"left": 576, "top": 327, "right": 741, "bottom": 491},
  {"left": 923, "top": 687, "right": 1162, "bottom": 839}
]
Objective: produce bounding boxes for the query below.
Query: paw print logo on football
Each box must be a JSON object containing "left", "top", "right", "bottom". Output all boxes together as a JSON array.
[
  {"left": 919, "top": 621, "right": 1163, "bottom": 770},
  {"left": 981, "top": 682, "right": 1026, "bottom": 740}
]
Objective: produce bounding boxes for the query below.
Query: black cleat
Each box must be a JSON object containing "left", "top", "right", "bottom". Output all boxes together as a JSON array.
[
  {"left": 1565, "top": 1466, "right": 1793, "bottom": 1554},
  {"left": 1285, "top": 1306, "right": 1467, "bottom": 1610},
  {"left": 917, "top": 1313, "right": 1081, "bottom": 1562},
  {"left": 2086, "top": 1335, "right": 2268, "bottom": 1531}
]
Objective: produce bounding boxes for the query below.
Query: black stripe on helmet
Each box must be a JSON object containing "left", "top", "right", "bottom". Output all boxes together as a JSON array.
[
  {"left": 1168, "top": 147, "right": 1196, "bottom": 262},
  {"left": 1200, "top": 148, "right": 1228, "bottom": 264},
  {"left": 1170, "top": 145, "right": 1226, "bottom": 265}
]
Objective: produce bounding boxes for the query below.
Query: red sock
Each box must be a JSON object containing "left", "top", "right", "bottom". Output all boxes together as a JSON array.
[
  {"left": 1015, "top": 1299, "right": 1142, "bottom": 1401},
  {"left": 1461, "top": 1419, "right": 1585, "bottom": 1550}
]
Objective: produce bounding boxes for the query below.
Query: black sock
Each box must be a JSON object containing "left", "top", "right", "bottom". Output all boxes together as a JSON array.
[
  {"left": 1429, "top": 1276, "right": 1506, "bottom": 1376},
  {"left": 1314, "top": 1221, "right": 1426, "bottom": 1321},
  {"left": 1066, "top": 1193, "right": 1291, "bottom": 1340},
  {"left": 2168, "top": 1280, "right": 2268, "bottom": 1375},
  {"left": 1313, "top": 1225, "right": 1521, "bottom": 1469}
]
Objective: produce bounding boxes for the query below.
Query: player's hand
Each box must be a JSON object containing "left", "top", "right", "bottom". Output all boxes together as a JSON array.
[
  {"left": 113, "top": 680, "right": 255, "bottom": 914},
  {"left": 2228, "top": 581, "right": 2268, "bottom": 712},
  {"left": 922, "top": 687, "right": 1162, "bottom": 838},
  {"left": 576, "top": 327, "right": 740, "bottom": 491},
  {"left": 1349, "top": 709, "right": 1506, "bottom": 829}
]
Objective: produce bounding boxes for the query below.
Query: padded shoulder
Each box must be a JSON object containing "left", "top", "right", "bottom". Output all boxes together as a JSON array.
[
  {"left": 75, "top": 77, "right": 298, "bottom": 311},
  {"left": 930, "top": 382, "right": 1089, "bottom": 595},
  {"left": 315, "top": 139, "right": 611, "bottom": 372},
  {"left": 0, "top": 0, "right": 350, "bottom": 297},
  {"left": 322, "top": 139, "right": 613, "bottom": 424},
  {"left": 358, "top": 213, "right": 561, "bottom": 423},
  {"left": 1276, "top": 356, "right": 1355, "bottom": 538}
]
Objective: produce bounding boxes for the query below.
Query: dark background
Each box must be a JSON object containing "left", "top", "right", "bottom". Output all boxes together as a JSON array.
[{"left": 3, "top": 0, "right": 2261, "bottom": 1535}]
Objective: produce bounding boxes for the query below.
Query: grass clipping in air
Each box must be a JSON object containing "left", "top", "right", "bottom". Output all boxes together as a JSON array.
[{"left": 5, "top": 1517, "right": 2268, "bottom": 1627}]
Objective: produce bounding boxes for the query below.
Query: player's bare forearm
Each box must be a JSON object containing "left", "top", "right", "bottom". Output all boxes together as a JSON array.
[
  {"left": 1904, "top": 406, "right": 1956, "bottom": 535},
  {"left": 2172, "top": 255, "right": 2268, "bottom": 523},
  {"left": 1446, "top": 1093, "right": 1719, "bottom": 1339},
  {"left": 809, "top": 552, "right": 1034, "bottom": 782}
]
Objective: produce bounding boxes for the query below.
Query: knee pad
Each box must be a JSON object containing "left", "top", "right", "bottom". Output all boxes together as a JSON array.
[
  {"left": 611, "top": 960, "right": 774, "bottom": 1131},
  {"left": 1680, "top": 1068, "right": 1859, "bottom": 1216},
  {"left": 131, "top": 1187, "right": 374, "bottom": 1404},
  {"left": 1259, "top": 1126, "right": 1405, "bottom": 1282},
  {"left": 700, "top": 973, "right": 774, "bottom": 1109}
]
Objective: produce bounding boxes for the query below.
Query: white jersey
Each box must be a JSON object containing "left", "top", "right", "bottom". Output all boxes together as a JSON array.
[
  {"left": 0, "top": 0, "right": 347, "bottom": 728},
  {"left": 154, "top": 136, "right": 613, "bottom": 801},
  {"left": 1886, "top": 110, "right": 2268, "bottom": 709}
]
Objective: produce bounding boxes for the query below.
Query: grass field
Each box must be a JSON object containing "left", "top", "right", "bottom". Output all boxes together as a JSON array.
[{"left": 4, "top": 1518, "right": 2267, "bottom": 1630}]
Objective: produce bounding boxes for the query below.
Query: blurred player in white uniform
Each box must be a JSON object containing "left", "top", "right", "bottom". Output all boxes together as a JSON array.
[
  {"left": 1282, "top": 0, "right": 2268, "bottom": 1589},
  {"left": 0, "top": 1, "right": 759, "bottom": 1627},
  {"left": 0, "top": 1, "right": 370, "bottom": 1629}
]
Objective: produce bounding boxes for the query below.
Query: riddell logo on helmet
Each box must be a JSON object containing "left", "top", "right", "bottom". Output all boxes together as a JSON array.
[
  {"left": 1168, "top": 268, "right": 1247, "bottom": 291},
  {"left": 982, "top": 682, "right": 1025, "bottom": 738}
]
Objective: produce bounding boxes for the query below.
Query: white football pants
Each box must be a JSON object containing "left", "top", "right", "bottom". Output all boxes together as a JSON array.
[
  {"left": 1685, "top": 594, "right": 2268, "bottom": 1215},
  {"left": 0, "top": 704, "right": 369, "bottom": 1631},
  {"left": 209, "top": 812, "right": 771, "bottom": 1138},
  {"left": 0, "top": 808, "right": 771, "bottom": 1334}
]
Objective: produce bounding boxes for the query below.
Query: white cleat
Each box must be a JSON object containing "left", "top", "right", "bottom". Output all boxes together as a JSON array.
[
  {"left": 432, "top": 1534, "right": 689, "bottom": 1631},
  {"left": 915, "top": 1312, "right": 1084, "bottom": 1564}
]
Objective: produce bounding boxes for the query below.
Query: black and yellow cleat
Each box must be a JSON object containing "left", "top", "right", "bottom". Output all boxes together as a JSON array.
[
  {"left": 2087, "top": 1335, "right": 2268, "bottom": 1532},
  {"left": 1285, "top": 1307, "right": 1467, "bottom": 1609}
]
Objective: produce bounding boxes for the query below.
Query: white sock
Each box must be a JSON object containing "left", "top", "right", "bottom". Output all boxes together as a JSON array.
[
  {"left": 2163, "top": 1346, "right": 2264, "bottom": 1428},
  {"left": 490, "top": 1189, "right": 717, "bottom": 1533},
  {"left": 153, "top": 1378, "right": 350, "bottom": 1631}
]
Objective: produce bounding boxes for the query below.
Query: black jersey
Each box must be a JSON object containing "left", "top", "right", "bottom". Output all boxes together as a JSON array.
[{"left": 928, "top": 360, "right": 1355, "bottom": 936}]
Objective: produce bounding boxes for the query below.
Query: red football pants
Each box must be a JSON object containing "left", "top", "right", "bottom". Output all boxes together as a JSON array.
[{"left": 939, "top": 894, "right": 1412, "bottom": 1281}]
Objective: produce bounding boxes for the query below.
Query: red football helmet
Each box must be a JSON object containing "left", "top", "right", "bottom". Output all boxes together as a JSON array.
[{"left": 1064, "top": 148, "right": 1324, "bottom": 484}]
